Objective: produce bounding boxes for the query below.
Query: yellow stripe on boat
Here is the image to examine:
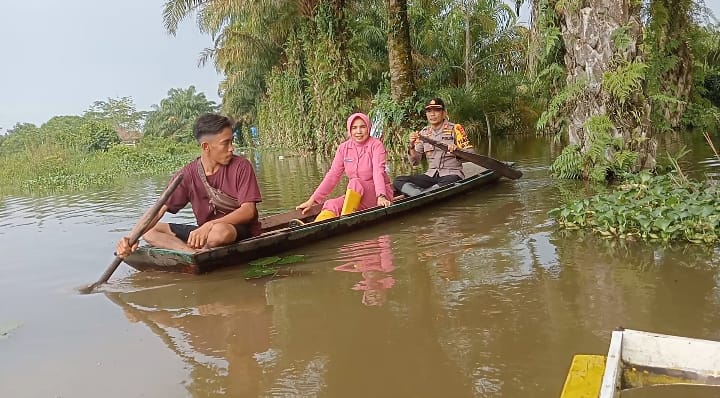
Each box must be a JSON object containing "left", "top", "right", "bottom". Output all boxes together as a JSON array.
[{"left": 560, "top": 355, "right": 606, "bottom": 398}]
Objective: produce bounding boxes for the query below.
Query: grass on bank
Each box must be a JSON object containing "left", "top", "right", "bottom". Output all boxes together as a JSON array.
[{"left": 0, "top": 138, "right": 197, "bottom": 195}]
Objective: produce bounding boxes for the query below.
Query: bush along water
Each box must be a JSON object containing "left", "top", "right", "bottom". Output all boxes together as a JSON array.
[
  {"left": 549, "top": 171, "right": 720, "bottom": 244},
  {"left": 1, "top": 138, "right": 196, "bottom": 195}
]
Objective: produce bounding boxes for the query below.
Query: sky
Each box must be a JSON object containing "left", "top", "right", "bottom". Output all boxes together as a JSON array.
[
  {"left": 0, "top": 0, "right": 221, "bottom": 132},
  {"left": 1, "top": 0, "right": 720, "bottom": 133}
]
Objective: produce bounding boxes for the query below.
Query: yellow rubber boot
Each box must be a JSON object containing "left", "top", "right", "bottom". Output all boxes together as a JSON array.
[
  {"left": 314, "top": 209, "right": 337, "bottom": 222},
  {"left": 340, "top": 188, "right": 362, "bottom": 215}
]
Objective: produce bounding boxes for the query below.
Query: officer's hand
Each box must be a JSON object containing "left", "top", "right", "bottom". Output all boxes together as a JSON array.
[{"left": 409, "top": 132, "right": 420, "bottom": 147}]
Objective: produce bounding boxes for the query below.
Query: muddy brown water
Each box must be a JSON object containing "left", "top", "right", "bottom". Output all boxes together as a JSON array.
[{"left": 1, "top": 135, "right": 719, "bottom": 397}]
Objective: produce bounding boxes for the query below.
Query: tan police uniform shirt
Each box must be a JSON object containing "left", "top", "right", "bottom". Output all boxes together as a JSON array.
[{"left": 409, "top": 121, "right": 475, "bottom": 179}]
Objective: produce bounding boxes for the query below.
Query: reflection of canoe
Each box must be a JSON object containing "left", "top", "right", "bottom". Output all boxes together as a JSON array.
[
  {"left": 124, "top": 166, "right": 504, "bottom": 274},
  {"left": 560, "top": 329, "right": 720, "bottom": 397},
  {"left": 104, "top": 278, "right": 272, "bottom": 397}
]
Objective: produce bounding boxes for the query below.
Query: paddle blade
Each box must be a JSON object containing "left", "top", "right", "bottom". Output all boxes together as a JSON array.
[
  {"left": 467, "top": 154, "right": 522, "bottom": 180},
  {"left": 77, "top": 283, "right": 96, "bottom": 295}
]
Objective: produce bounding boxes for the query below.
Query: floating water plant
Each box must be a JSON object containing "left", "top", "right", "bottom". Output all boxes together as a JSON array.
[
  {"left": 245, "top": 255, "right": 306, "bottom": 279},
  {"left": 550, "top": 172, "right": 720, "bottom": 244}
]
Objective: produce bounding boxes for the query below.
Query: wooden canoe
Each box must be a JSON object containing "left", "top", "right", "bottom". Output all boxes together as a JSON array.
[
  {"left": 560, "top": 328, "right": 720, "bottom": 397},
  {"left": 123, "top": 165, "right": 504, "bottom": 274}
]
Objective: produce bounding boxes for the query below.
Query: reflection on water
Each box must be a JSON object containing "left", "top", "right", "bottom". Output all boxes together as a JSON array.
[
  {"left": 2, "top": 136, "right": 720, "bottom": 397},
  {"left": 333, "top": 235, "right": 396, "bottom": 306},
  {"left": 106, "top": 276, "right": 272, "bottom": 397}
]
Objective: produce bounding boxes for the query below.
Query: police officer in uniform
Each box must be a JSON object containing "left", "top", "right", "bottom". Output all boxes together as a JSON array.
[{"left": 393, "top": 98, "right": 475, "bottom": 196}]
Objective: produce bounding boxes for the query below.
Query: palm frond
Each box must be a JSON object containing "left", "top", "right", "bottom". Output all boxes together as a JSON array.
[{"left": 163, "top": 0, "right": 208, "bottom": 35}]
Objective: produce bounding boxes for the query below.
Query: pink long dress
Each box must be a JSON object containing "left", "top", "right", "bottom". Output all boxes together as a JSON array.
[{"left": 310, "top": 113, "right": 393, "bottom": 215}]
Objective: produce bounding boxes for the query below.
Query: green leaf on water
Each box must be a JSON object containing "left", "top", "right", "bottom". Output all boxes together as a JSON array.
[
  {"left": 276, "top": 254, "right": 305, "bottom": 265},
  {"left": 248, "top": 256, "right": 281, "bottom": 267},
  {"left": 244, "top": 254, "right": 305, "bottom": 279},
  {"left": 244, "top": 266, "right": 280, "bottom": 279},
  {"left": 0, "top": 321, "right": 23, "bottom": 340}
]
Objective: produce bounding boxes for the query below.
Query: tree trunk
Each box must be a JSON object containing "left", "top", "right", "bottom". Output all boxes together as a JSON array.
[
  {"left": 330, "top": 0, "right": 350, "bottom": 79},
  {"left": 660, "top": 42, "right": 692, "bottom": 128},
  {"left": 305, "top": 3, "right": 353, "bottom": 153},
  {"left": 559, "top": 0, "right": 656, "bottom": 171},
  {"left": 386, "top": 0, "right": 416, "bottom": 102},
  {"left": 649, "top": 0, "right": 693, "bottom": 129},
  {"left": 465, "top": 9, "right": 472, "bottom": 88},
  {"left": 527, "top": 0, "right": 539, "bottom": 77},
  {"left": 484, "top": 111, "right": 491, "bottom": 138}
]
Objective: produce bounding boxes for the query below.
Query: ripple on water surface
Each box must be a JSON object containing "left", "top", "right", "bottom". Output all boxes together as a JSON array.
[{"left": 3, "top": 136, "right": 720, "bottom": 398}]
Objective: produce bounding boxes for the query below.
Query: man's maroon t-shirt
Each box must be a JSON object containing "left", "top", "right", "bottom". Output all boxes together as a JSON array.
[{"left": 165, "top": 155, "right": 263, "bottom": 235}]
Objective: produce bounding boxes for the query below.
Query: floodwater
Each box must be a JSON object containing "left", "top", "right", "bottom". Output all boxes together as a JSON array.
[{"left": 1, "top": 135, "right": 720, "bottom": 397}]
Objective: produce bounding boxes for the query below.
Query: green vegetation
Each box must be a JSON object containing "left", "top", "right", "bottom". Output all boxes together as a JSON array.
[
  {"left": 0, "top": 88, "right": 217, "bottom": 195},
  {"left": 549, "top": 115, "right": 639, "bottom": 182},
  {"left": 550, "top": 171, "right": 720, "bottom": 244},
  {"left": 84, "top": 96, "right": 147, "bottom": 132},
  {"left": 144, "top": 86, "right": 218, "bottom": 142},
  {"left": 162, "top": 0, "right": 534, "bottom": 157},
  {"left": 0, "top": 138, "right": 196, "bottom": 195},
  {"left": 0, "top": 96, "right": 199, "bottom": 195},
  {"left": 244, "top": 255, "right": 306, "bottom": 279},
  {"left": 5, "top": 0, "right": 720, "bottom": 198},
  {"left": 532, "top": 0, "right": 720, "bottom": 180}
]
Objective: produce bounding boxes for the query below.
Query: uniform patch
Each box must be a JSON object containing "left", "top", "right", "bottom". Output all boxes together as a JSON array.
[{"left": 454, "top": 124, "right": 472, "bottom": 149}]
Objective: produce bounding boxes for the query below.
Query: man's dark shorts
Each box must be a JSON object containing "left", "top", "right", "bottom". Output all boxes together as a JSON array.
[{"left": 169, "top": 223, "right": 252, "bottom": 244}]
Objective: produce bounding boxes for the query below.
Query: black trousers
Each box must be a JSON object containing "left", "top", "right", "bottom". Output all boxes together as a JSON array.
[
  {"left": 392, "top": 173, "right": 462, "bottom": 193},
  {"left": 169, "top": 223, "right": 252, "bottom": 243}
]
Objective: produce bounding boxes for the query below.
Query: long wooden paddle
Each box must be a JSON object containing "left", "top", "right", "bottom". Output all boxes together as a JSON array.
[
  {"left": 79, "top": 174, "right": 184, "bottom": 294},
  {"left": 417, "top": 135, "right": 523, "bottom": 180}
]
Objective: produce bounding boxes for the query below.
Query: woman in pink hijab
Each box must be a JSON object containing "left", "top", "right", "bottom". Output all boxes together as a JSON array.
[{"left": 296, "top": 112, "right": 393, "bottom": 222}]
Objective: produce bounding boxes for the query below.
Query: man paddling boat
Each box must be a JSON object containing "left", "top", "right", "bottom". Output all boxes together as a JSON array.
[
  {"left": 392, "top": 97, "right": 476, "bottom": 196},
  {"left": 116, "top": 113, "right": 262, "bottom": 258}
]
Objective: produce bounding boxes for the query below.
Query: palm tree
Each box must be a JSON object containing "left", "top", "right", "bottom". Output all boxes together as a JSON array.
[
  {"left": 386, "top": 0, "right": 416, "bottom": 102},
  {"left": 163, "top": 0, "right": 303, "bottom": 115},
  {"left": 556, "top": 0, "right": 655, "bottom": 171},
  {"left": 162, "top": 0, "right": 352, "bottom": 117},
  {"left": 644, "top": 0, "right": 697, "bottom": 130},
  {"left": 144, "top": 86, "right": 218, "bottom": 141}
]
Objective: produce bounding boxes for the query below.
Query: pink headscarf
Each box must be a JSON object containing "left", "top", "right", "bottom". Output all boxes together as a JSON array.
[{"left": 346, "top": 112, "right": 371, "bottom": 140}]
